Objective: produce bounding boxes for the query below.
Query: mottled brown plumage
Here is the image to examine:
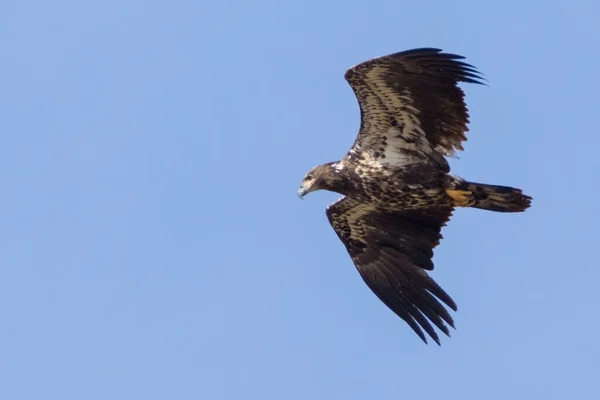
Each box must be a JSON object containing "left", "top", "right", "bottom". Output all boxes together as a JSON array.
[{"left": 297, "top": 48, "right": 532, "bottom": 345}]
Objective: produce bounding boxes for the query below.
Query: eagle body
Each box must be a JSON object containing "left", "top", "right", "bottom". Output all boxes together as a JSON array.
[
  {"left": 323, "top": 160, "right": 457, "bottom": 209},
  {"left": 297, "top": 48, "right": 532, "bottom": 345}
]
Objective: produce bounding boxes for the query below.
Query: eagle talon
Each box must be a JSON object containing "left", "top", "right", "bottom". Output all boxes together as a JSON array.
[{"left": 446, "top": 189, "right": 475, "bottom": 207}]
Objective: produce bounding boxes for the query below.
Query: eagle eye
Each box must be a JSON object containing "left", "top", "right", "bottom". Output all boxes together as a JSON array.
[{"left": 306, "top": 173, "right": 314, "bottom": 180}]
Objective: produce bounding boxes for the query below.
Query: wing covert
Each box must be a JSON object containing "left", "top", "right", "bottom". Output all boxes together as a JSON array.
[
  {"left": 344, "top": 48, "right": 485, "bottom": 166},
  {"left": 326, "top": 197, "right": 457, "bottom": 345}
]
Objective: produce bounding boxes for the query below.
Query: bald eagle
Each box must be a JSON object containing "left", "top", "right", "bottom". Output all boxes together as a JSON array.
[{"left": 297, "top": 48, "right": 532, "bottom": 345}]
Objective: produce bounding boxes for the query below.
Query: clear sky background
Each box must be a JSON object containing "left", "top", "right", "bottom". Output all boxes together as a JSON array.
[{"left": 2, "top": 0, "right": 599, "bottom": 399}]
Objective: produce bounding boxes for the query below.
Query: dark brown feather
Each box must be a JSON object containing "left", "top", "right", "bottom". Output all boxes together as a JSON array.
[
  {"left": 326, "top": 197, "right": 457, "bottom": 344},
  {"left": 344, "top": 48, "right": 485, "bottom": 161}
]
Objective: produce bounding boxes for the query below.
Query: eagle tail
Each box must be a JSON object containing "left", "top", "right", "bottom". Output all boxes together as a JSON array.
[{"left": 466, "top": 181, "right": 532, "bottom": 213}]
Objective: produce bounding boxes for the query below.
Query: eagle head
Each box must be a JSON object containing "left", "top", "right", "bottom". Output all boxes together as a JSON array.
[{"left": 297, "top": 162, "right": 345, "bottom": 198}]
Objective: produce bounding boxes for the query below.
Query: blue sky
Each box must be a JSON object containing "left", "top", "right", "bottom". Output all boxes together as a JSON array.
[{"left": 2, "top": 0, "right": 599, "bottom": 399}]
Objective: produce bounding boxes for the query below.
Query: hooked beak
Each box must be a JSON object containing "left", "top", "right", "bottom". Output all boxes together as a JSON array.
[
  {"left": 298, "top": 177, "right": 317, "bottom": 199},
  {"left": 297, "top": 185, "right": 308, "bottom": 199}
]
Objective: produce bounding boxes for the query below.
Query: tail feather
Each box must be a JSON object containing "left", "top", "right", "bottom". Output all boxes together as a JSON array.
[{"left": 466, "top": 181, "right": 532, "bottom": 213}]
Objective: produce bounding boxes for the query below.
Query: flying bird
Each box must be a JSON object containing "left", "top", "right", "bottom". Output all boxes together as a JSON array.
[{"left": 297, "top": 48, "right": 532, "bottom": 345}]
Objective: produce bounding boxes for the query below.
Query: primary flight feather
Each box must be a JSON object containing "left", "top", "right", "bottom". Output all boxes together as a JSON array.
[{"left": 297, "top": 47, "right": 532, "bottom": 345}]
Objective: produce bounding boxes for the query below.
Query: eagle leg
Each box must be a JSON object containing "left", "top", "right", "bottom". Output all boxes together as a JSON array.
[{"left": 445, "top": 189, "right": 476, "bottom": 207}]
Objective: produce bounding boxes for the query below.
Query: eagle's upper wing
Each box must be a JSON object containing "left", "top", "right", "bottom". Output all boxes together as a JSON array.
[
  {"left": 326, "top": 196, "right": 457, "bottom": 345},
  {"left": 344, "top": 48, "right": 485, "bottom": 166}
]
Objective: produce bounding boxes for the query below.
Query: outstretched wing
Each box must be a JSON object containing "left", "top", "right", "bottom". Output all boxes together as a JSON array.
[
  {"left": 344, "top": 48, "right": 485, "bottom": 168},
  {"left": 326, "top": 196, "right": 457, "bottom": 345}
]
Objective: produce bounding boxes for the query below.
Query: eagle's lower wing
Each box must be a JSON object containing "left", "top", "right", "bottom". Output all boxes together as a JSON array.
[
  {"left": 326, "top": 196, "right": 457, "bottom": 345},
  {"left": 344, "top": 48, "right": 485, "bottom": 167}
]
